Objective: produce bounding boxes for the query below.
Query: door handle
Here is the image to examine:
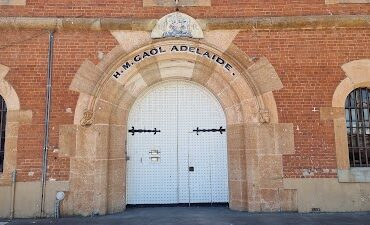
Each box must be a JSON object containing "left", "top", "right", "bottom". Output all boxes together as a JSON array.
[{"left": 189, "top": 167, "right": 194, "bottom": 172}]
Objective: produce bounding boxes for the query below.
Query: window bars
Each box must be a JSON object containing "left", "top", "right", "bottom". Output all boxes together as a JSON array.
[
  {"left": 345, "top": 88, "right": 370, "bottom": 167},
  {"left": 0, "top": 96, "right": 6, "bottom": 172}
]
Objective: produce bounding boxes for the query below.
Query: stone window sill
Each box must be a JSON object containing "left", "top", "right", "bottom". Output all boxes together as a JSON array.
[
  {"left": 326, "top": 0, "right": 370, "bottom": 4},
  {"left": 338, "top": 168, "right": 370, "bottom": 183},
  {"left": 0, "top": 0, "right": 26, "bottom": 6}
]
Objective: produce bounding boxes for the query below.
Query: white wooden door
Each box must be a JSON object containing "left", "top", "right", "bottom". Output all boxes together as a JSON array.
[
  {"left": 126, "top": 83, "right": 178, "bottom": 204},
  {"left": 126, "top": 80, "right": 228, "bottom": 205}
]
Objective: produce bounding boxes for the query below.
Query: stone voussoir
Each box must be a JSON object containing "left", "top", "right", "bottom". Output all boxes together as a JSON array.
[
  {"left": 70, "top": 60, "right": 104, "bottom": 95},
  {"left": 247, "top": 57, "right": 283, "bottom": 94}
]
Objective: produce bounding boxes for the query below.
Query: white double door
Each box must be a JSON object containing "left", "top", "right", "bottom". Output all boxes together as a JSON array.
[{"left": 126, "top": 80, "right": 228, "bottom": 205}]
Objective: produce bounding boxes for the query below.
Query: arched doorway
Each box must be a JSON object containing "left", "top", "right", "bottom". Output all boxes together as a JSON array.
[
  {"left": 67, "top": 37, "right": 288, "bottom": 216},
  {"left": 126, "top": 80, "right": 228, "bottom": 205}
]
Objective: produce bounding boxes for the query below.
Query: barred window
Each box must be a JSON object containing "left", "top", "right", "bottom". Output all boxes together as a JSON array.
[
  {"left": 0, "top": 96, "right": 6, "bottom": 172},
  {"left": 345, "top": 88, "right": 370, "bottom": 167}
]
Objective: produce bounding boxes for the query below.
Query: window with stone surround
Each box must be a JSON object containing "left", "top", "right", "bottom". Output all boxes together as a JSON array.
[
  {"left": 345, "top": 88, "right": 370, "bottom": 167},
  {"left": 0, "top": 0, "right": 26, "bottom": 6},
  {"left": 0, "top": 95, "right": 6, "bottom": 173},
  {"left": 329, "top": 59, "right": 370, "bottom": 182}
]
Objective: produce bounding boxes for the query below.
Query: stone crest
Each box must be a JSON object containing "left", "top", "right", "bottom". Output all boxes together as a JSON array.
[
  {"left": 258, "top": 109, "right": 271, "bottom": 124},
  {"left": 151, "top": 12, "right": 203, "bottom": 39},
  {"left": 80, "top": 110, "right": 94, "bottom": 126}
]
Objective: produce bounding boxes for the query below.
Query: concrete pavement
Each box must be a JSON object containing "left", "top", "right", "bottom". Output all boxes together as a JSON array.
[{"left": 2, "top": 207, "right": 370, "bottom": 225}]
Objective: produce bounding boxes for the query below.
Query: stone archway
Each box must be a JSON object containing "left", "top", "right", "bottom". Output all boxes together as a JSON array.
[{"left": 62, "top": 33, "right": 297, "bottom": 216}]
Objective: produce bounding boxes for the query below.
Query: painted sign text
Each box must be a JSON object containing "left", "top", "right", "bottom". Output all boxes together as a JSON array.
[{"left": 112, "top": 45, "right": 237, "bottom": 79}]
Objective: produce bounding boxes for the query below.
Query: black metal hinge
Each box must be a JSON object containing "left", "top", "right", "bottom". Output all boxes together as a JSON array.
[
  {"left": 193, "top": 126, "right": 226, "bottom": 135},
  {"left": 128, "top": 127, "right": 161, "bottom": 136}
]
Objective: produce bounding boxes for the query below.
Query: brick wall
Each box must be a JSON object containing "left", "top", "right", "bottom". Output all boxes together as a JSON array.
[
  {"left": 2, "top": 28, "right": 370, "bottom": 181},
  {"left": 0, "top": 30, "right": 48, "bottom": 181},
  {"left": 0, "top": 1, "right": 370, "bottom": 18},
  {"left": 46, "top": 31, "right": 117, "bottom": 181},
  {"left": 1, "top": 2, "right": 370, "bottom": 181},
  {"left": 0, "top": 30, "right": 117, "bottom": 181},
  {"left": 234, "top": 28, "right": 370, "bottom": 178}
]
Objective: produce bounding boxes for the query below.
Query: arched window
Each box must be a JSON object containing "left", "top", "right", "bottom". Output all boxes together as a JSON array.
[
  {"left": 0, "top": 96, "right": 6, "bottom": 172},
  {"left": 345, "top": 88, "right": 370, "bottom": 167}
]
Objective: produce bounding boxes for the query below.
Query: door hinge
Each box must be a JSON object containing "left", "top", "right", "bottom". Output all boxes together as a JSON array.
[
  {"left": 128, "top": 127, "right": 161, "bottom": 135},
  {"left": 193, "top": 126, "right": 226, "bottom": 135}
]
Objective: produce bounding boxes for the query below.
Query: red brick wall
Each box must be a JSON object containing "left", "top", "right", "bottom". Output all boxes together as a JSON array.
[
  {"left": 47, "top": 31, "right": 117, "bottom": 181},
  {"left": 1, "top": 2, "right": 370, "bottom": 181},
  {"left": 0, "top": 1, "right": 370, "bottom": 18},
  {"left": 234, "top": 28, "right": 370, "bottom": 178},
  {"left": 0, "top": 30, "right": 49, "bottom": 181},
  {"left": 0, "top": 30, "right": 117, "bottom": 181}
]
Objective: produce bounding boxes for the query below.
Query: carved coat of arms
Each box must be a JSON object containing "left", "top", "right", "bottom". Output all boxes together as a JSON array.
[
  {"left": 164, "top": 13, "right": 191, "bottom": 37},
  {"left": 151, "top": 12, "right": 204, "bottom": 39}
]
